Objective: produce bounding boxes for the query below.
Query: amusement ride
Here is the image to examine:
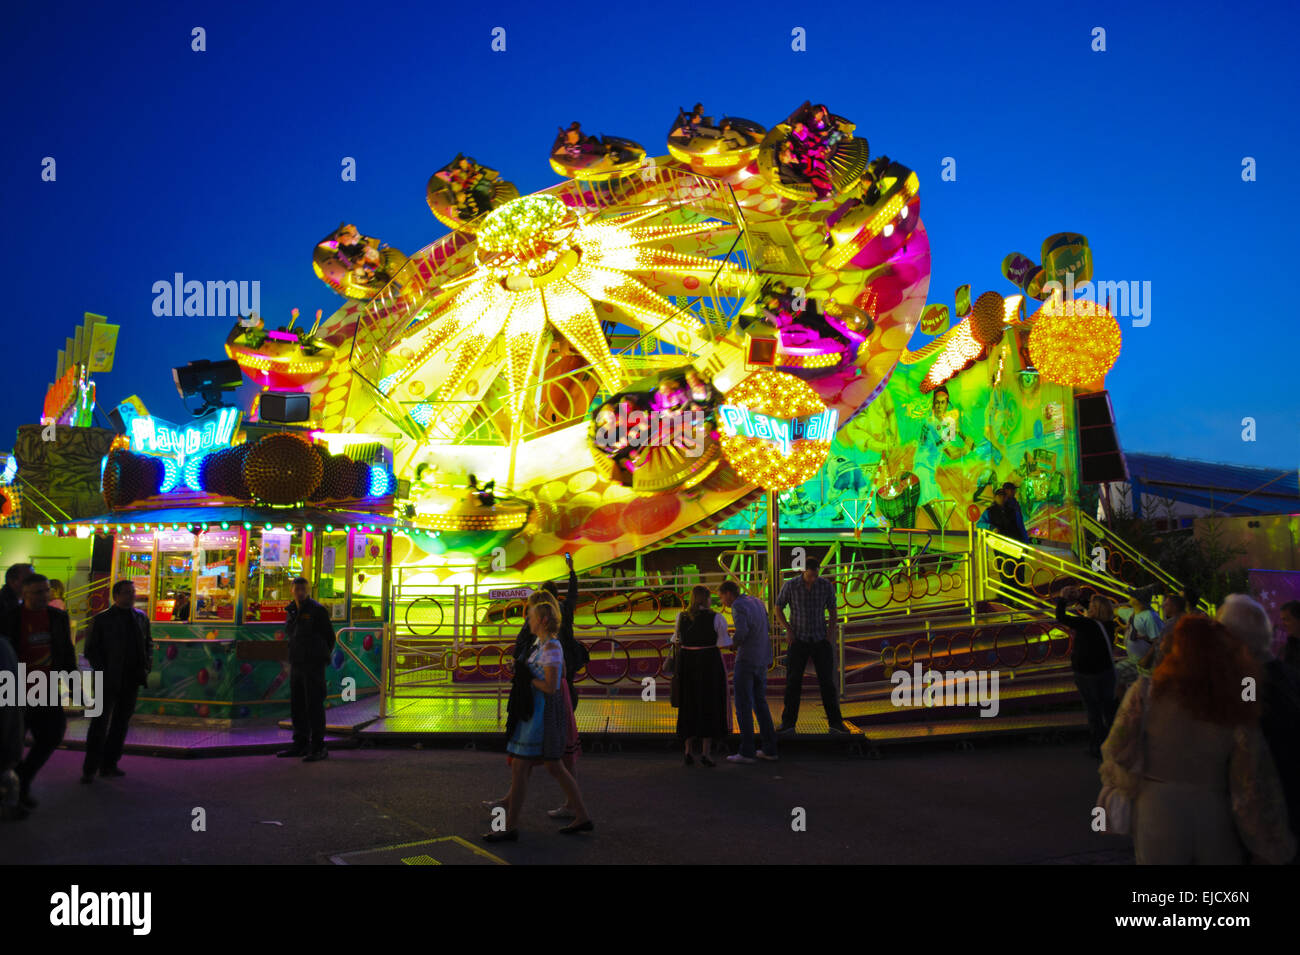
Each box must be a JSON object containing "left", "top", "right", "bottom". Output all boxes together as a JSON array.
[{"left": 35, "top": 97, "right": 1190, "bottom": 741}]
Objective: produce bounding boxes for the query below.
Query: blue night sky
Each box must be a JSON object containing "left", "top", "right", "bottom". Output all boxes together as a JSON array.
[{"left": 6, "top": 0, "right": 1297, "bottom": 472}]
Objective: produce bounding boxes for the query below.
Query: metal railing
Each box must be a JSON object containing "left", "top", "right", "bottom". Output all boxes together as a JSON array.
[
  {"left": 383, "top": 553, "right": 975, "bottom": 704},
  {"left": 975, "top": 526, "right": 1151, "bottom": 612},
  {"left": 332, "top": 626, "right": 382, "bottom": 688},
  {"left": 64, "top": 577, "right": 111, "bottom": 639},
  {"left": 380, "top": 517, "right": 1197, "bottom": 709},
  {"left": 1074, "top": 510, "right": 1212, "bottom": 613}
]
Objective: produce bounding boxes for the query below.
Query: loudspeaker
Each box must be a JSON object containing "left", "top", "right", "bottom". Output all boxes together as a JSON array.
[
  {"left": 1075, "top": 391, "right": 1128, "bottom": 484},
  {"left": 1081, "top": 455, "right": 1129, "bottom": 484},
  {"left": 747, "top": 336, "right": 777, "bottom": 366},
  {"left": 1076, "top": 392, "right": 1114, "bottom": 429},
  {"left": 260, "top": 392, "right": 311, "bottom": 423},
  {"left": 1080, "top": 428, "right": 1119, "bottom": 455},
  {"left": 91, "top": 534, "right": 114, "bottom": 573}
]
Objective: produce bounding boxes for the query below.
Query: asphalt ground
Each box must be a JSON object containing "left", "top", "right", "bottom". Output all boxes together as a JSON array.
[{"left": 0, "top": 735, "right": 1129, "bottom": 866}]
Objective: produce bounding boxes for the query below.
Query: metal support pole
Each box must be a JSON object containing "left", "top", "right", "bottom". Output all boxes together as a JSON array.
[
  {"left": 765, "top": 490, "right": 780, "bottom": 627},
  {"left": 471, "top": 562, "right": 479, "bottom": 643},
  {"left": 380, "top": 621, "right": 392, "bottom": 718},
  {"left": 381, "top": 530, "right": 393, "bottom": 625}
]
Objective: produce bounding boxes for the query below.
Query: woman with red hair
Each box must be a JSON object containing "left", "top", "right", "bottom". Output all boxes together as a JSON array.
[{"left": 1101, "top": 615, "right": 1295, "bottom": 864}]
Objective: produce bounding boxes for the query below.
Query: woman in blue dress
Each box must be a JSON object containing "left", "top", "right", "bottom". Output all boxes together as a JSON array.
[{"left": 484, "top": 592, "right": 593, "bottom": 842}]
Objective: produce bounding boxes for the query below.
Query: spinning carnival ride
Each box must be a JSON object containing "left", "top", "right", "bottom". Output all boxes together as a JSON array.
[
  {"left": 58, "top": 98, "right": 1132, "bottom": 724},
  {"left": 292, "top": 100, "right": 932, "bottom": 584}
]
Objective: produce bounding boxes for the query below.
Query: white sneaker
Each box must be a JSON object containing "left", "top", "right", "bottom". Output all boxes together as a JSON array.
[
  {"left": 726, "top": 754, "right": 757, "bottom": 764},
  {"left": 756, "top": 750, "right": 779, "bottom": 761}
]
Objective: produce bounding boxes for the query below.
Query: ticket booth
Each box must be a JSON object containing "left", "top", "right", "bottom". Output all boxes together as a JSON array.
[{"left": 66, "top": 507, "right": 404, "bottom": 722}]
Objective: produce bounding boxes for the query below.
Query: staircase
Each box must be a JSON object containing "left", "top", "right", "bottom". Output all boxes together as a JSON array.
[{"left": 376, "top": 508, "right": 1196, "bottom": 742}]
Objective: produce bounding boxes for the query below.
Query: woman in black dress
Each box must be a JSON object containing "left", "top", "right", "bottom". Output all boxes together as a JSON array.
[{"left": 674, "top": 585, "right": 729, "bottom": 766}]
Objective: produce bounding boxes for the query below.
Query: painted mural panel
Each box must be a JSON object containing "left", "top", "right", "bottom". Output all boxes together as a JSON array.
[
  {"left": 136, "top": 624, "right": 383, "bottom": 719},
  {"left": 722, "top": 334, "right": 1080, "bottom": 542}
]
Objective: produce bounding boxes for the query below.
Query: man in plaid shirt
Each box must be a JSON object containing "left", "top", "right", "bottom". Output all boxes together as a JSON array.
[{"left": 775, "top": 558, "right": 848, "bottom": 734}]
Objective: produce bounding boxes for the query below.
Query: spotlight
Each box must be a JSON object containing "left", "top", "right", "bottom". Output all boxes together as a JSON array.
[{"left": 172, "top": 359, "right": 244, "bottom": 417}]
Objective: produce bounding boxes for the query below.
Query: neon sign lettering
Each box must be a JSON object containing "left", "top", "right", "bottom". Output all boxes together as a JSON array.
[
  {"left": 718, "top": 405, "right": 839, "bottom": 457},
  {"left": 121, "top": 406, "right": 241, "bottom": 466}
]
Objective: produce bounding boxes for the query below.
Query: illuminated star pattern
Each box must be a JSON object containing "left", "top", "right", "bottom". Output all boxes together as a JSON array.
[{"left": 372, "top": 197, "right": 747, "bottom": 442}]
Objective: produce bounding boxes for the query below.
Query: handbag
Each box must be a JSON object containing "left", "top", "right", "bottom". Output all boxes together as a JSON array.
[
  {"left": 1094, "top": 677, "right": 1150, "bottom": 836},
  {"left": 1096, "top": 783, "right": 1133, "bottom": 836},
  {"left": 664, "top": 613, "right": 684, "bottom": 679}
]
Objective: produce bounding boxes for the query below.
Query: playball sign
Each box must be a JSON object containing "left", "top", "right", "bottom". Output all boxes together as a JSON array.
[{"left": 717, "top": 370, "right": 838, "bottom": 492}]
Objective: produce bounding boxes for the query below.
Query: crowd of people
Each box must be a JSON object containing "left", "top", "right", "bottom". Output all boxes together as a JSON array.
[
  {"left": 479, "top": 556, "right": 849, "bottom": 841},
  {"left": 8, "top": 546, "right": 1300, "bottom": 864},
  {"left": 2, "top": 561, "right": 328, "bottom": 821},
  {"left": 323, "top": 223, "right": 394, "bottom": 291},
  {"left": 1053, "top": 582, "right": 1300, "bottom": 863},
  {"left": 485, "top": 553, "right": 592, "bottom": 841},
  {"left": 1, "top": 565, "right": 163, "bottom": 820},
  {"left": 591, "top": 370, "right": 718, "bottom": 481},
  {"left": 976, "top": 482, "right": 1029, "bottom": 542},
  {"left": 666, "top": 558, "right": 850, "bottom": 770},
  {"left": 668, "top": 104, "right": 761, "bottom": 151}
]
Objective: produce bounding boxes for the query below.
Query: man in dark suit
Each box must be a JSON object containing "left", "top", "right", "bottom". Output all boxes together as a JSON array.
[
  {"left": 1, "top": 562, "right": 33, "bottom": 616},
  {"left": 3, "top": 573, "right": 76, "bottom": 809},
  {"left": 82, "top": 580, "right": 153, "bottom": 782},
  {"left": 0, "top": 634, "right": 26, "bottom": 820},
  {"left": 279, "top": 577, "right": 335, "bottom": 762}
]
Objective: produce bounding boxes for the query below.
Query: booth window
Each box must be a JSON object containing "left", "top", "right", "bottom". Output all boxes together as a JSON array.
[
  {"left": 350, "top": 530, "right": 385, "bottom": 622},
  {"left": 154, "top": 530, "right": 196, "bottom": 622},
  {"left": 115, "top": 532, "right": 155, "bottom": 615},
  {"left": 315, "top": 530, "right": 349, "bottom": 621},
  {"left": 194, "top": 529, "right": 238, "bottom": 621},
  {"left": 246, "top": 528, "right": 303, "bottom": 623}
]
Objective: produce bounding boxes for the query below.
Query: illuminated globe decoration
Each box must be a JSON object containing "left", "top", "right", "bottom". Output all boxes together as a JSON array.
[
  {"left": 476, "top": 195, "right": 577, "bottom": 279},
  {"left": 1027, "top": 295, "right": 1122, "bottom": 387},
  {"left": 718, "top": 371, "right": 838, "bottom": 492}
]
